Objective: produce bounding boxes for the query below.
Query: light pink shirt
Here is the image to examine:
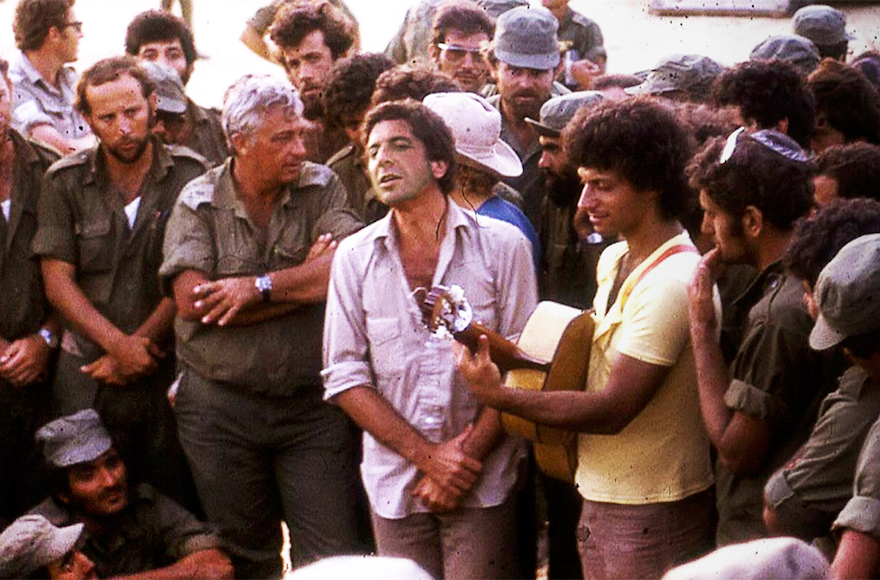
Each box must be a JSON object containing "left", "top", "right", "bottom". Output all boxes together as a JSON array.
[{"left": 322, "top": 201, "right": 537, "bottom": 519}]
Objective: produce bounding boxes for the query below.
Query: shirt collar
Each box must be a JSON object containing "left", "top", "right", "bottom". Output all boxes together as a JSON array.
[{"left": 82, "top": 135, "right": 173, "bottom": 186}]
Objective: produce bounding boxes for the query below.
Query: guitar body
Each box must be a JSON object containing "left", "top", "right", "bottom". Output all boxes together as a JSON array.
[
  {"left": 417, "top": 286, "right": 593, "bottom": 482},
  {"left": 502, "top": 302, "right": 594, "bottom": 482}
]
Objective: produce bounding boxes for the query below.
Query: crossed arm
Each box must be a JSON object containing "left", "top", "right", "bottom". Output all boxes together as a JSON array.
[
  {"left": 41, "top": 258, "right": 173, "bottom": 386},
  {"left": 171, "top": 234, "right": 337, "bottom": 326}
]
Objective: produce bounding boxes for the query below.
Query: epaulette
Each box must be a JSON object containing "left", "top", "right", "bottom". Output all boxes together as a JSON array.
[
  {"left": 45, "top": 147, "right": 93, "bottom": 176},
  {"left": 24, "top": 137, "right": 62, "bottom": 164},
  {"left": 299, "top": 161, "right": 335, "bottom": 188},
  {"left": 570, "top": 10, "right": 599, "bottom": 28},
  {"left": 178, "top": 172, "right": 218, "bottom": 210},
  {"left": 165, "top": 143, "right": 211, "bottom": 169},
  {"left": 327, "top": 143, "right": 356, "bottom": 167}
]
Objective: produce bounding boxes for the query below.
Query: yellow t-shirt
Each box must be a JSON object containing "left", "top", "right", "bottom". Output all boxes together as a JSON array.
[{"left": 575, "top": 232, "right": 715, "bottom": 504}]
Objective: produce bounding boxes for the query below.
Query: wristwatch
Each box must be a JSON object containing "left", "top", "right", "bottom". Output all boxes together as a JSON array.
[
  {"left": 254, "top": 274, "right": 273, "bottom": 303},
  {"left": 38, "top": 328, "right": 59, "bottom": 350}
]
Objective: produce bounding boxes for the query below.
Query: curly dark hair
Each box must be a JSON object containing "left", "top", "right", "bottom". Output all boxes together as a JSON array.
[
  {"left": 323, "top": 52, "right": 395, "bottom": 130},
  {"left": 785, "top": 198, "right": 880, "bottom": 287},
  {"left": 362, "top": 99, "right": 457, "bottom": 195},
  {"left": 269, "top": 1, "right": 355, "bottom": 59},
  {"left": 75, "top": 56, "right": 155, "bottom": 117},
  {"left": 562, "top": 97, "right": 691, "bottom": 221},
  {"left": 807, "top": 58, "right": 880, "bottom": 146},
  {"left": 711, "top": 60, "right": 815, "bottom": 148},
  {"left": 13, "top": 0, "right": 72, "bottom": 51},
  {"left": 688, "top": 132, "right": 814, "bottom": 230},
  {"left": 814, "top": 143, "right": 880, "bottom": 201},
  {"left": 124, "top": 10, "right": 197, "bottom": 68},
  {"left": 371, "top": 62, "right": 461, "bottom": 106},
  {"left": 431, "top": 0, "right": 494, "bottom": 47}
]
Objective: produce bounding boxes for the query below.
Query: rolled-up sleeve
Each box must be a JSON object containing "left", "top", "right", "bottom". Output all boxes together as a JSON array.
[
  {"left": 159, "top": 197, "right": 215, "bottom": 295},
  {"left": 322, "top": 237, "right": 374, "bottom": 401},
  {"left": 834, "top": 418, "right": 880, "bottom": 539}
]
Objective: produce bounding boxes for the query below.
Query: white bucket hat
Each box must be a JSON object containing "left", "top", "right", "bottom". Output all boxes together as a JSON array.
[{"left": 423, "top": 92, "right": 523, "bottom": 178}]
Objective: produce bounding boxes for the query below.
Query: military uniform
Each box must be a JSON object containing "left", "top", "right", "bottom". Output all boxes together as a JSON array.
[
  {"left": 715, "top": 262, "right": 837, "bottom": 545},
  {"left": 184, "top": 99, "right": 228, "bottom": 167},
  {"left": 557, "top": 7, "right": 606, "bottom": 66},
  {"left": 32, "top": 137, "right": 208, "bottom": 513},
  {"left": 539, "top": 193, "right": 606, "bottom": 309},
  {"left": 0, "top": 131, "right": 58, "bottom": 527},
  {"left": 160, "top": 161, "right": 364, "bottom": 577},
  {"left": 328, "top": 143, "right": 371, "bottom": 219},
  {"left": 31, "top": 483, "right": 219, "bottom": 579},
  {"left": 833, "top": 415, "right": 880, "bottom": 540},
  {"left": 487, "top": 88, "right": 570, "bottom": 231},
  {"left": 765, "top": 365, "right": 880, "bottom": 541}
]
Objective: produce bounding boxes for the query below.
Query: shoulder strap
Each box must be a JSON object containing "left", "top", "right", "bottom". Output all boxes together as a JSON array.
[{"left": 618, "top": 244, "right": 698, "bottom": 311}]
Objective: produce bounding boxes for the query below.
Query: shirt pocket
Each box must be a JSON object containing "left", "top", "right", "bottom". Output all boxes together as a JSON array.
[
  {"left": 366, "top": 317, "right": 405, "bottom": 380},
  {"left": 75, "top": 218, "right": 113, "bottom": 274}
]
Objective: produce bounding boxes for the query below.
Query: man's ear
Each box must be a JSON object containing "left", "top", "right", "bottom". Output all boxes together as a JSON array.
[
  {"left": 742, "top": 205, "right": 764, "bottom": 239},
  {"left": 430, "top": 160, "right": 448, "bottom": 181},
  {"left": 230, "top": 132, "right": 249, "bottom": 156},
  {"left": 428, "top": 43, "right": 440, "bottom": 63}
]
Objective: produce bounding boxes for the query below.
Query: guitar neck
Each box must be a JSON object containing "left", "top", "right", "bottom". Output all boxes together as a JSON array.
[{"left": 453, "top": 322, "right": 550, "bottom": 373}]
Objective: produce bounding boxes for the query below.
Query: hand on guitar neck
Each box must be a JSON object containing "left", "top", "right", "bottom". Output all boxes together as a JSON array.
[{"left": 415, "top": 285, "right": 548, "bottom": 373}]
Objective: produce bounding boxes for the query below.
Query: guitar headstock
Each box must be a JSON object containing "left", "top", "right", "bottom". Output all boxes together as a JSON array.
[{"left": 415, "top": 284, "right": 473, "bottom": 337}]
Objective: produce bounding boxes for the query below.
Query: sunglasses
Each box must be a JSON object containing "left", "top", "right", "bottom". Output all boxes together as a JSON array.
[
  {"left": 437, "top": 43, "right": 483, "bottom": 62},
  {"left": 720, "top": 126, "right": 810, "bottom": 164},
  {"left": 65, "top": 21, "right": 83, "bottom": 33}
]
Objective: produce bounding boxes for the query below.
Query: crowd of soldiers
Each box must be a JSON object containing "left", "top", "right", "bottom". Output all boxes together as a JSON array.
[{"left": 1, "top": 0, "right": 880, "bottom": 578}]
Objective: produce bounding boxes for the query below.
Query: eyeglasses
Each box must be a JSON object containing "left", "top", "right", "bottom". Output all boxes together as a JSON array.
[
  {"left": 437, "top": 43, "right": 483, "bottom": 63},
  {"left": 719, "top": 126, "right": 810, "bottom": 164},
  {"left": 65, "top": 21, "right": 83, "bottom": 33}
]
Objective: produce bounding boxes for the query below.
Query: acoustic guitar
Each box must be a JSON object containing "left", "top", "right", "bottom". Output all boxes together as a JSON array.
[{"left": 417, "top": 285, "right": 593, "bottom": 482}]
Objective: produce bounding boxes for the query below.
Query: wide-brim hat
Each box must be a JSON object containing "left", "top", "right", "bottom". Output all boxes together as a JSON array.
[{"left": 423, "top": 92, "right": 522, "bottom": 178}]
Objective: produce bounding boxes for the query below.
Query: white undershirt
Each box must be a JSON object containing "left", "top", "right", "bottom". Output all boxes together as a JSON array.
[
  {"left": 124, "top": 196, "right": 141, "bottom": 229},
  {"left": 1, "top": 199, "right": 10, "bottom": 222}
]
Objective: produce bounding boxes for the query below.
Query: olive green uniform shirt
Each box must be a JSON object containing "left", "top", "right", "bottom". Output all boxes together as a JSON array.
[
  {"left": 765, "top": 365, "right": 880, "bottom": 540},
  {"left": 715, "top": 262, "right": 837, "bottom": 545},
  {"left": 31, "top": 483, "right": 220, "bottom": 579},
  {"left": 538, "top": 192, "right": 606, "bottom": 309},
  {"left": 184, "top": 99, "right": 228, "bottom": 167},
  {"left": 33, "top": 137, "right": 209, "bottom": 361},
  {"left": 0, "top": 131, "right": 58, "bottom": 346},
  {"left": 557, "top": 7, "right": 606, "bottom": 64},
  {"left": 834, "top": 413, "right": 880, "bottom": 539},
  {"left": 328, "top": 143, "right": 370, "bottom": 218},
  {"left": 160, "top": 160, "right": 362, "bottom": 395}
]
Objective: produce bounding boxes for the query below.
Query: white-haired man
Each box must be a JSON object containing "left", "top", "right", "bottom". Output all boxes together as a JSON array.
[{"left": 160, "top": 75, "right": 363, "bottom": 578}]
